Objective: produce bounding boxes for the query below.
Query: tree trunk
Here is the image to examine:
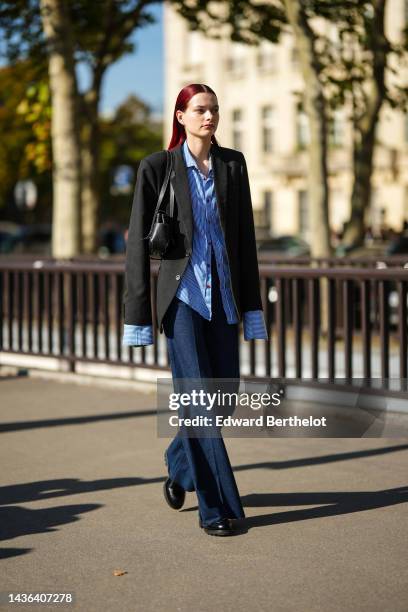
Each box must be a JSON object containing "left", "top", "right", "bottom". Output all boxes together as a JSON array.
[
  {"left": 81, "top": 101, "right": 100, "bottom": 254},
  {"left": 284, "top": 0, "right": 332, "bottom": 338},
  {"left": 343, "top": 127, "right": 376, "bottom": 247},
  {"left": 342, "top": 0, "right": 387, "bottom": 248},
  {"left": 40, "top": 0, "right": 82, "bottom": 258},
  {"left": 284, "top": 0, "right": 331, "bottom": 259}
]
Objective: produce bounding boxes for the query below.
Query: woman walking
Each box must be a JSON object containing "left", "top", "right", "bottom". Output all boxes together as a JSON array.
[{"left": 123, "top": 83, "right": 267, "bottom": 536}]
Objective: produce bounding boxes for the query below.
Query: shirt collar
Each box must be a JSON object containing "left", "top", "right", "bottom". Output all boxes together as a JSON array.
[{"left": 182, "top": 139, "right": 213, "bottom": 173}]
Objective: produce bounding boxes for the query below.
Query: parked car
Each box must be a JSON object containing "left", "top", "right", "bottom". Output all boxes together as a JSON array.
[
  {"left": 11, "top": 224, "right": 52, "bottom": 255},
  {"left": 386, "top": 233, "right": 408, "bottom": 256},
  {"left": 257, "top": 235, "right": 310, "bottom": 258},
  {"left": 0, "top": 223, "right": 22, "bottom": 253},
  {"left": 98, "top": 224, "right": 126, "bottom": 255}
]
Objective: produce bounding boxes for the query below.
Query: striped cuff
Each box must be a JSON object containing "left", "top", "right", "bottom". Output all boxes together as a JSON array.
[
  {"left": 122, "top": 324, "right": 154, "bottom": 347},
  {"left": 243, "top": 310, "right": 268, "bottom": 341}
]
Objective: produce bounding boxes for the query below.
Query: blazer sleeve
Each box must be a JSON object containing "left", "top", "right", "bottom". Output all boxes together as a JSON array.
[
  {"left": 123, "top": 158, "right": 157, "bottom": 326},
  {"left": 238, "top": 153, "right": 264, "bottom": 312}
]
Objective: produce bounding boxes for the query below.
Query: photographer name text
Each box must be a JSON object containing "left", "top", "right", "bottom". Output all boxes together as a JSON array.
[{"left": 167, "top": 415, "right": 327, "bottom": 428}]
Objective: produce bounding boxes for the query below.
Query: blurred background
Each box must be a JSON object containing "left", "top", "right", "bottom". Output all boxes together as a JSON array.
[{"left": 1, "top": 0, "right": 407, "bottom": 260}]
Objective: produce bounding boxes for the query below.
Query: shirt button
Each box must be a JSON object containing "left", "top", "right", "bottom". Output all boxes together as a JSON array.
[{"left": 175, "top": 274, "right": 180, "bottom": 280}]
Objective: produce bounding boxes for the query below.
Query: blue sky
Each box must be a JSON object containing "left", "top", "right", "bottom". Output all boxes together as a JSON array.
[{"left": 77, "top": 4, "right": 163, "bottom": 119}]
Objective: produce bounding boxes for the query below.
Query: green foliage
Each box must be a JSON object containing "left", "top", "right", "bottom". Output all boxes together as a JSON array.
[
  {"left": 0, "top": 59, "right": 51, "bottom": 217},
  {"left": 0, "top": 1, "right": 45, "bottom": 63},
  {"left": 0, "top": 0, "right": 159, "bottom": 66},
  {"left": 99, "top": 95, "right": 162, "bottom": 224},
  {"left": 16, "top": 80, "right": 52, "bottom": 173},
  {"left": 170, "top": 0, "right": 285, "bottom": 45}
]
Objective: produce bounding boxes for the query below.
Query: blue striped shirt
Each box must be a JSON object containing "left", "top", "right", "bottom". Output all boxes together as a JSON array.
[{"left": 123, "top": 140, "right": 268, "bottom": 346}]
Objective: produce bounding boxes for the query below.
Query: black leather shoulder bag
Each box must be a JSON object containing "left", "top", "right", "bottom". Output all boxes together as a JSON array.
[{"left": 143, "top": 150, "right": 175, "bottom": 260}]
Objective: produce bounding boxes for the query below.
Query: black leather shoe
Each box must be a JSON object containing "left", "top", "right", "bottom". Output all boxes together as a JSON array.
[
  {"left": 201, "top": 518, "right": 236, "bottom": 536},
  {"left": 199, "top": 517, "right": 234, "bottom": 528},
  {"left": 163, "top": 477, "right": 185, "bottom": 510}
]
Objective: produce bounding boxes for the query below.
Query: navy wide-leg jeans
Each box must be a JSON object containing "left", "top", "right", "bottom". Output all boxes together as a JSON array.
[{"left": 162, "top": 250, "right": 245, "bottom": 525}]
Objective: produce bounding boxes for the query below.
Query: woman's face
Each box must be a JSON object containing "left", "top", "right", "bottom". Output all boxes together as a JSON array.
[{"left": 176, "top": 92, "right": 219, "bottom": 141}]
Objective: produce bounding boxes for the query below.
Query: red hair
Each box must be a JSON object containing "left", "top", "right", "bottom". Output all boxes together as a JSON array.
[{"left": 167, "top": 83, "right": 220, "bottom": 150}]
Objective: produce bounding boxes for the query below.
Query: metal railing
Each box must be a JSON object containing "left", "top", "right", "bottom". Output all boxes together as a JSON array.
[
  {"left": 0, "top": 258, "right": 407, "bottom": 386},
  {"left": 256, "top": 253, "right": 408, "bottom": 268}
]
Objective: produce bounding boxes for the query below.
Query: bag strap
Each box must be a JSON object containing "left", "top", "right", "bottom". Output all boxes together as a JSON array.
[
  {"left": 169, "top": 164, "right": 175, "bottom": 218},
  {"left": 155, "top": 150, "right": 172, "bottom": 215},
  {"left": 143, "top": 150, "right": 173, "bottom": 239}
]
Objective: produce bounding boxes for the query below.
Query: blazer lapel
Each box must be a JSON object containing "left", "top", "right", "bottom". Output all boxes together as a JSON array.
[
  {"left": 210, "top": 143, "right": 228, "bottom": 235},
  {"left": 170, "top": 141, "right": 229, "bottom": 251},
  {"left": 170, "top": 144, "right": 193, "bottom": 252}
]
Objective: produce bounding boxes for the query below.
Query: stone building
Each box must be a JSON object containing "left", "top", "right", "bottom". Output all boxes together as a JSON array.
[{"left": 164, "top": 0, "right": 408, "bottom": 244}]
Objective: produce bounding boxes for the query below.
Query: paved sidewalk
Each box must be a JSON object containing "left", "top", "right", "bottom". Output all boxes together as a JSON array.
[{"left": 1, "top": 377, "right": 408, "bottom": 612}]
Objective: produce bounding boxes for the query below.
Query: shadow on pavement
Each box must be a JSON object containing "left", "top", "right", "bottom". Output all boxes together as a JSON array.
[
  {"left": 2, "top": 444, "right": 407, "bottom": 507},
  {"left": 0, "top": 477, "right": 165, "bottom": 505},
  {"left": 0, "top": 409, "right": 161, "bottom": 433},
  {"left": 242, "top": 485, "right": 408, "bottom": 529},
  {"left": 233, "top": 443, "right": 408, "bottom": 471},
  {"left": 0, "top": 503, "right": 100, "bottom": 560},
  {"left": 2, "top": 444, "right": 408, "bottom": 555},
  {"left": 0, "top": 548, "right": 31, "bottom": 560},
  {"left": 183, "top": 486, "right": 408, "bottom": 531}
]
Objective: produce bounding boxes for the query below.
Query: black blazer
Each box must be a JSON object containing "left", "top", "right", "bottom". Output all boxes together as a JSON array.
[{"left": 123, "top": 141, "right": 264, "bottom": 337}]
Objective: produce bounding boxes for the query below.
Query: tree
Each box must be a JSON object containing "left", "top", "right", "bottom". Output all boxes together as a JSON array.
[
  {"left": 0, "top": 0, "right": 161, "bottom": 255},
  {"left": 39, "top": 0, "right": 82, "bottom": 257},
  {"left": 317, "top": 0, "right": 393, "bottom": 248},
  {"left": 283, "top": 0, "right": 331, "bottom": 258},
  {"left": 70, "top": 0, "right": 158, "bottom": 252}
]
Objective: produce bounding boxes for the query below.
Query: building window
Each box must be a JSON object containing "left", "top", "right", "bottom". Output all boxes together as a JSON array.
[
  {"left": 296, "top": 101, "right": 310, "bottom": 149},
  {"left": 369, "top": 188, "right": 381, "bottom": 235},
  {"left": 263, "top": 190, "right": 273, "bottom": 231},
  {"left": 404, "top": 112, "right": 408, "bottom": 144},
  {"left": 291, "top": 46, "right": 299, "bottom": 68},
  {"left": 185, "top": 30, "right": 202, "bottom": 67},
  {"left": 225, "top": 42, "right": 246, "bottom": 78},
  {"left": 404, "top": 186, "right": 408, "bottom": 222},
  {"left": 329, "top": 110, "right": 344, "bottom": 147},
  {"left": 225, "top": 57, "right": 245, "bottom": 76},
  {"left": 232, "top": 109, "right": 243, "bottom": 151},
  {"left": 261, "top": 105, "right": 274, "bottom": 153},
  {"left": 298, "top": 190, "right": 309, "bottom": 237},
  {"left": 257, "top": 41, "right": 276, "bottom": 73}
]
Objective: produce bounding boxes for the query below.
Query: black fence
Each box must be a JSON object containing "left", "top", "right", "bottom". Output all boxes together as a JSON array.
[{"left": 0, "top": 257, "right": 407, "bottom": 384}]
